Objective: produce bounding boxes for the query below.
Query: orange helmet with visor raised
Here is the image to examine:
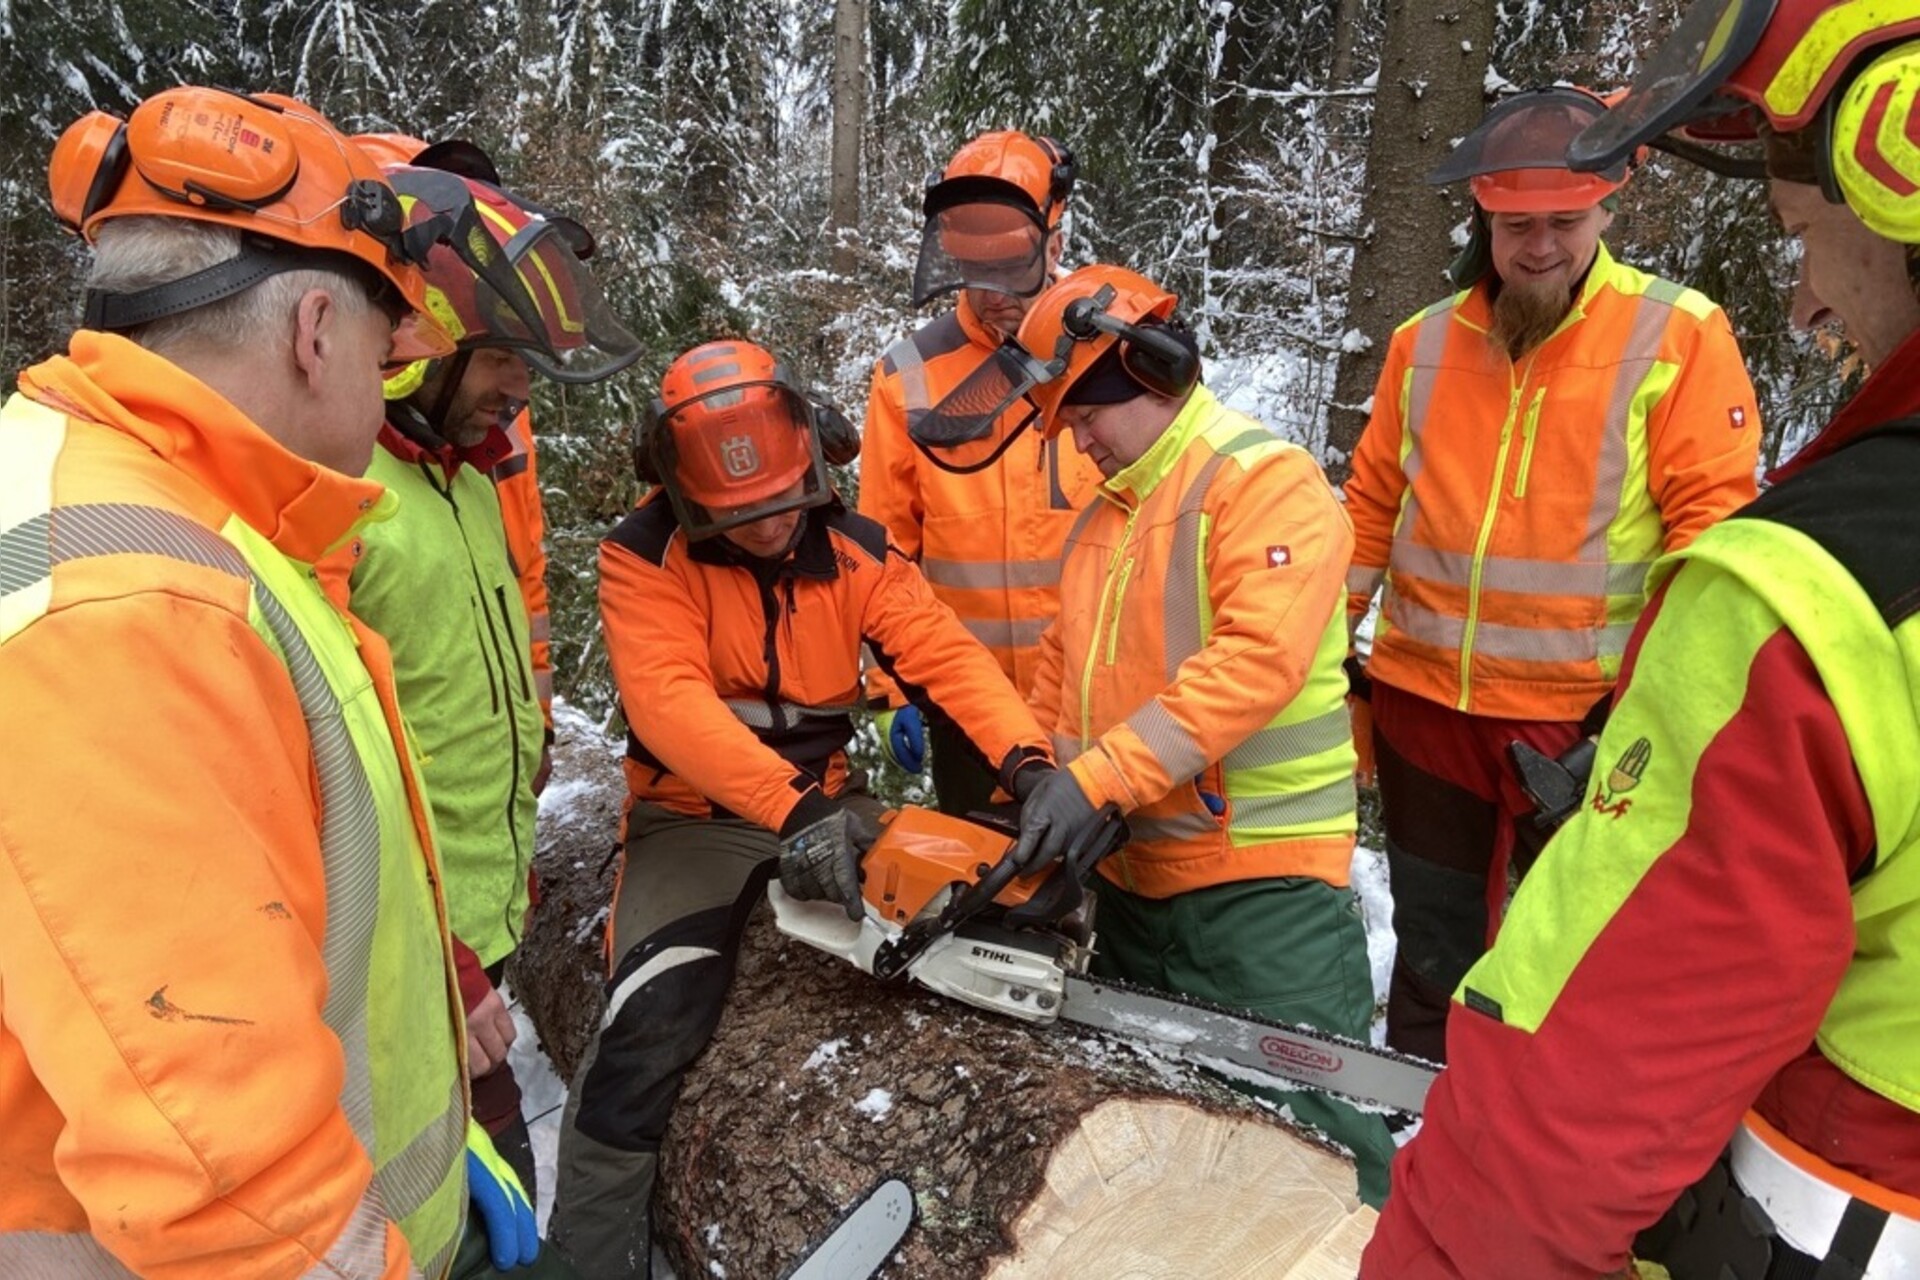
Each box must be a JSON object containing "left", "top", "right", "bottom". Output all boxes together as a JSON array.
[{"left": 49, "top": 86, "right": 453, "bottom": 364}]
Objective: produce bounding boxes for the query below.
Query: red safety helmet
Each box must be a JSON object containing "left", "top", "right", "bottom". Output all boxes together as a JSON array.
[
  {"left": 912, "top": 130, "right": 1076, "bottom": 306},
  {"left": 637, "top": 341, "right": 853, "bottom": 542},
  {"left": 1430, "top": 87, "right": 1636, "bottom": 212},
  {"left": 1572, "top": 0, "right": 1920, "bottom": 241},
  {"left": 49, "top": 86, "right": 452, "bottom": 362}
]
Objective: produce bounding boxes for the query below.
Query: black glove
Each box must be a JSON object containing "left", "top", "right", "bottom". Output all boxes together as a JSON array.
[
  {"left": 1010, "top": 758, "right": 1055, "bottom": 805},
  {"left": 778, "top": 800, "right": 879, "bottom": 920},
  {"left": 1008, "top": 766, "right": 1097, "bottom": 875}
]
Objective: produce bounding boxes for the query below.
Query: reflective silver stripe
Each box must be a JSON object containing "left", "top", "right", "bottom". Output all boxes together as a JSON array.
[
  {"left": 0, "top": 1233, "right": 136, "bottom": 1278},
  {"left": 534, "top": 669, "right": 555, "bottom": 704},
  {"left": 377, "top": 1077, "right": 469, "bottom": 1227},
  {"left": 296, "top": 1186, "right": 393, "bottom": 1278},
  {"left": 1163, "top": 449, "right": 1241, "bottom": 678},
  {"left": 723, "top": 698, "right": 859, "bottom": 729},
  {"left": 1222, "top": 708, "right": 1350, "bottom": 773},
  {"left": 528, "top": 611, "right": 551, "bottom": 642},
  {"left": 1050, "top": 733, "right": 1082, "bottom": 765},
  {"left": 921, "top": 556, "right": 1060, "bottom": 591},
  {"left": 1388, "top": 544, "right": 1653, "bottom": 598},
  {"left": 1, "top": 503, "right": 251, "bottom": 595},
  {"left": 1345, "top": 565, "right": 1384, "bottom": 600},
  {"left": 1127, "top": 809, "right": 1222, "bottom": 842},
  {"left": 1231, "top": 777, "right": 1357, "bottom": 828},
  {"left": 1581, "top": 288, "right": 1681, "bottom": 566},
  {"left": 1393, "top": 307, "right": 1455, "bottom": 541},
  {"left": 10, "top": 500, "right": 464, "bottom": 1255},
  {"left": 1123, "top": 701, "right": 1208, "bottom": 782},
  {"left": 963, "top": 616, "right": 1050, "bottom": 649},
  {"left": 888, "top": 333, "right": 933, "bottom": 421},
  {"left": 1390, "top": 595, "right": 1636, "bottom": 662}
]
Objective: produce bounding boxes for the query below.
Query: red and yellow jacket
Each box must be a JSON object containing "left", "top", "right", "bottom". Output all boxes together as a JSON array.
[
  {"left": 0, "top": 335, "right": 468, "bottom": 1278},
  {"left": 491, "top": 406, "right": 552, "bottom": 723},
  {"left": 600, "top": 492, "right": 1052, "bottom": 832},
  {"left": 1030, "top": 385, "right": 1359, "bottom": 899},
  {"left": 1363, "top": 346, "right": 1920, "bottom": 1277},
  {"left": 860, "top": 292, "right": 1103, "bottom": 704},
  {"left": 1345, "top": 243, "right": 1760, "bottom": 720}
]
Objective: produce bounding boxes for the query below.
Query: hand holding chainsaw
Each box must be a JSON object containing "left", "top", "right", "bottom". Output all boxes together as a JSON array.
[
  {"left": 1008, "top": 765, "right": 1099, "bottom": 874},
  {"left": 779, "top": 800, "right": 881, "bottom": 920}
]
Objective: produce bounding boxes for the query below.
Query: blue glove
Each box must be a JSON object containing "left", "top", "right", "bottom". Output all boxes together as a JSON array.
[
  {"left": 876, "top": 705, "right": 926, "bottom": 774},
  {"left": 466, "top": 1119, "right": 539, "bottom": 1269}
]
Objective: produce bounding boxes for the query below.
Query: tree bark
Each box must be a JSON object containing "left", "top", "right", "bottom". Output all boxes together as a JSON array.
[
  {"left": 1325, "top": 0, "right": 1494, "bottom": 482},
  {"left": 1330, "top": 0, "right": 1365, "bottom": 86},
  {"left": 829, "top": 0, "right": 867, "bottom": 275}
]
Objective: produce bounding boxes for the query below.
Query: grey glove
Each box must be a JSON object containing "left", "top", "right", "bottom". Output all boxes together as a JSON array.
[
  {"left": 778, "top": 804, "right": 879, "bottom": 920},
  {"left": 1008, "top": 766, "right": 1097, "bottom": 874}
]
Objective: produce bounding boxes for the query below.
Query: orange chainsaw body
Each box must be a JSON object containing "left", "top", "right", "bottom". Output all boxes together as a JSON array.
[{"left": 861, "top": 807, "right": 1043, "bottom": 926}]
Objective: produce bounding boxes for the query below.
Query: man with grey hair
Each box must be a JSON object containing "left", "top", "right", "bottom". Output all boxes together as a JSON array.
[{"left": 0, "top": 87, "right": 568, "bottom": 1277}]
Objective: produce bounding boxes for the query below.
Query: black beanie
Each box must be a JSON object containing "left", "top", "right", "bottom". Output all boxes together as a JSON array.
[{"left": 1061, "top": 318, "right": 1200, "bottom": 406}]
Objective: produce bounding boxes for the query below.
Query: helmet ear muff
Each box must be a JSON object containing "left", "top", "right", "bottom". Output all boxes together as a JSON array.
[
  {"left": 1825, "top": 41, "right": 1920, "bottom": 242},
  {"left": 1119, "top": 319, "right": 1200, "bottom": 399},
  {"left": 812, "top": 400, "right": 861, "bottom": 466},
  {"left": 1037, "top": 135, "right": 1077, "bottom": 213},
  {"left": 49, "top": 112, "right": 132, "bottom": 232},
  {"left": 635, "top": 395, "right": 670, "bottom": 486}
]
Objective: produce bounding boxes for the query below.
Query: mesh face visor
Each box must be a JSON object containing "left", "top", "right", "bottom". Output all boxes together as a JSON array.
[
  {"left": 1569, "top": 0, "right": 1775, "bottom": 172},
  {"left": 1428, "top": 88, "right": 1631, "bottom": 186},
  {"left": 912, "top": 175, "right": 1051, "bottom": 307},
  {"left": 908, "top": 343, "right": 1058, "bottom": 473},
  {"left": 494, "top": 218, "right": 642, "bottom": 384},
  {"left": 657, "top": 382, "right": 833, "bottom": 541}
]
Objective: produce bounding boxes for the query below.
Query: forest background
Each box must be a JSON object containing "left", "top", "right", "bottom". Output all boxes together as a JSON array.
[{"left": 0, "top": 0, "right": 1848, "bottom": 798}]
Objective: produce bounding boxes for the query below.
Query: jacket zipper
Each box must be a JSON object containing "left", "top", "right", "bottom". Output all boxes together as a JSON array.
[
  {"left": 1458, "top": 355, "right": 1536, "bottom": 707},
  {"left": 758, "top": 573, "right": 786, "bottom": 730},
  {"left": 425, "top": 459, "right": 527, "bottom": 934},
  {"left": 1080, "top": 503, "right": 1141, "bottom": 746},
  {"left": 1104, "top": 558, "right": 1136, "bottom": 665},
  {"left": 494, "top": 585, "right": 533, "bottom": 701},
  {"left": 1513, "top": 389, "right": 1546, "bottom": 499}
]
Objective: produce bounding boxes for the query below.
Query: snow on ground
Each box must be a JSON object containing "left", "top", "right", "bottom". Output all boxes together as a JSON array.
[{"left": 1351, "top": 842, "right": 1397, "bottom": 1047}]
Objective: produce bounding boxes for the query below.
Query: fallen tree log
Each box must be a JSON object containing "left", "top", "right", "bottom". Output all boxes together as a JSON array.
[
  {"left": 658, "top": 910, "right": 1375, "bottom": 1278},
  {"left": 514, "top": 710, "right": 1376, "bottom": 1276}
]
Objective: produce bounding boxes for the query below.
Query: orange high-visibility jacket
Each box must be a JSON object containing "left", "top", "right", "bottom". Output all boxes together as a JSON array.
[
  {"left": 1344, "top": 243, "right": 1761, "bottom": 721},
  {"left": 859, "top": 292, "right": 1104, "bottom": 705},
  {"left": 1031, "top": 386, "right": 1360, "bottom": 899},
  {"left": 600, "top": 492, "right": 1052, "bottom": 831},
  {"left": 491, "top": 407, "right": 552, "bottom": 724},
  {"left": 0, "top": 334, "right": 467, "bottom": 1279}
]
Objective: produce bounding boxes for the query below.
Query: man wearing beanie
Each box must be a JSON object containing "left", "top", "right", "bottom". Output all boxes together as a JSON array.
[{"left": 1004, "top": 264, "right": 1395, "bottom": 1207}]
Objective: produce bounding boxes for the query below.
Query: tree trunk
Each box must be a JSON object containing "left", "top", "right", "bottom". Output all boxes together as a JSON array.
[
  {"left": 1325, "top": 0, "right": 1494, "bottom": 482},
  {"left": 1330, "top": 0, "right": 1365, "bottom": 86},
  {"left": 829, "top": 0, "right": 867, "bottom": 275},
  {"left": 656, "top": 909, "right": 1375, "bottom": 1278}
]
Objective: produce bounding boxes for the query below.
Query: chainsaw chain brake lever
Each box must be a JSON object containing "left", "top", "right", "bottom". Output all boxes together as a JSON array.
[{"left": 1002, "top": 804, "right": 1127, "bottom": 932}]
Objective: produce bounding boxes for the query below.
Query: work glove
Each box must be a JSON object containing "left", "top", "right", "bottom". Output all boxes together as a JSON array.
[
  {"left": 875, "top": 705, "right": 926, "bottom": 775},
  {"left": 778, "top": 801, "right": 880, "bottom": 920},
  {"left": 1011, "top": 758, "right": 1055, "bottom": 804},
  {"left": 1008, "top": 766, "right": 1098, "bottom": 875},
  {"left": 466, "top": 1118, "right": 539, "bottom": 1269}
]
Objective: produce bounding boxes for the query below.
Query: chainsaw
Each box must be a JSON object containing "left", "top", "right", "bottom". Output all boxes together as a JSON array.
[{"left": 771, "top": 805, "right": 1438, "bottom": 1116}]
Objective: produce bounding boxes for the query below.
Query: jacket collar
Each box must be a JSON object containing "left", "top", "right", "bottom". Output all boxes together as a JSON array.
[
  {"left": 1770, "top": 326, "right": 1920, "bottom": 483},
  {"left": 1101, "top": 384, "right": 1219, "bottom": 508},
  {"left": 17, "top": 330, "right": 390, "bottom": 564},
  {"left": 685, "top": 497, "right": 846, "bottom": 580},
  {"left": 380, "top": 403, "right": 514, "bottom": 473}
]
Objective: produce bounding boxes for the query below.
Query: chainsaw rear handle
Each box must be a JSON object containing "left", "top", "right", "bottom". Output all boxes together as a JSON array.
[{"left": 1003, "top": 803, "right": 1128, "bottom": 932}]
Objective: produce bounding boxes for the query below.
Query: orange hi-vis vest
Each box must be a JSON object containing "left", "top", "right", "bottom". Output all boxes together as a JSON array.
[
  {"left": 0, "top": 335, "right": 468, "bottom": 1279},
  {"left": 491, "top": 406, "right": 552, "bottom": 723},
  {"left": 860, "top": 292, "right": 1103, "bottom": 704},
  {"left": 1032, "top": 386, "right": 1360, "bottom": 899},
  {"left": 1344, "top": 242, "right": 1761, "bottom": 721}
]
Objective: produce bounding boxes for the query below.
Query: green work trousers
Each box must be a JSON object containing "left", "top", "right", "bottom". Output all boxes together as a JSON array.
[{"left": 1090, "top": 874, "right": 1395, "bottom": 1207}]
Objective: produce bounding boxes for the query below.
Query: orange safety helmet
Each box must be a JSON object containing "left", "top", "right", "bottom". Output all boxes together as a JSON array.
[
  {"left": 912, "top": 129, "right": 1076, "bottom": 306},
  {"left": 1012, "top": 264, "right": 1195, "bottom": 436},
  {"left": 1429, "top": 87, "right": 1635, "bottom": 212},
  {"left": 351, "top": 131, "right": 427, "bottom": 169},
  {"left": 49, "top": 86, "right": 452, "bottom": 363},
  {"left": 1573, "top": 0, "right": 1920, "bottom": 242},
  {"left": 637, "top": 341, "right": 843, "bottom": 542}
]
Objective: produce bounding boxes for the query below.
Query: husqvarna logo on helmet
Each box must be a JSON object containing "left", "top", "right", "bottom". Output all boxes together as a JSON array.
[{"left": 720, "top": 435, "right": 760, "bottom": 478}]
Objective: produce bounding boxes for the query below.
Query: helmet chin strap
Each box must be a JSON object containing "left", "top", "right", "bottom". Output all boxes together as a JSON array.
[{"left": 388, "top": 348, "right": 474, "bottom": 452}]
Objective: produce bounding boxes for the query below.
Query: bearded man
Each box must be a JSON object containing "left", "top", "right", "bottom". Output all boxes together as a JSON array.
[{"left": 1342, "top": 87, "right": 1763, "bottom": 1063}]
